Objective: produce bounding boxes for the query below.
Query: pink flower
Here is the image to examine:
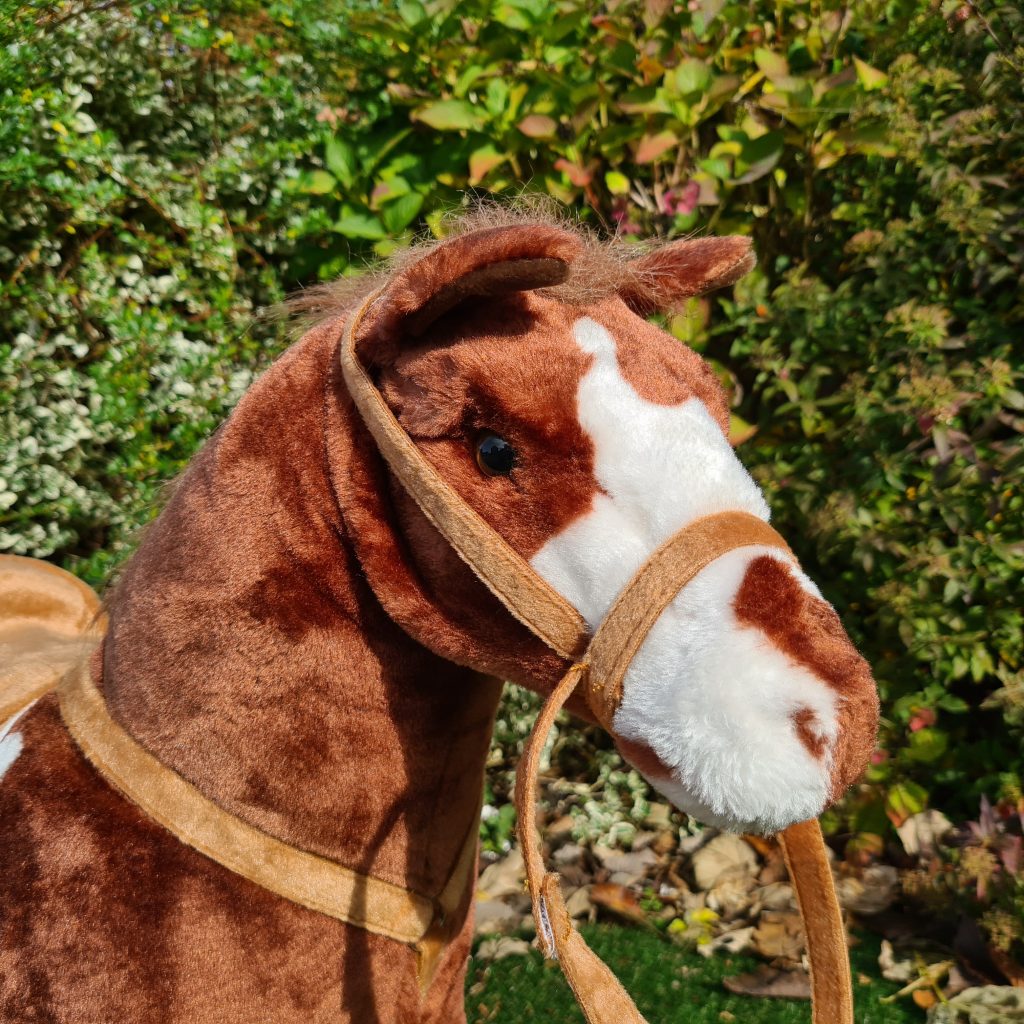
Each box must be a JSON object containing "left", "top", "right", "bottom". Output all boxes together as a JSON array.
[
  {"left": 661, "top": 180, "right": 700, "bottom": 217},
  {"left": 316, "top": 107, "right": 347, "bottom": 126},
  {"left": 870, "top": 748, "right": 888, "bottom": 765},
  {"left": 611, "top": 198, "right": 641, "bottom": 236},
  {"left": 909, "top": 707, "right": 937, "bottom": 732}
]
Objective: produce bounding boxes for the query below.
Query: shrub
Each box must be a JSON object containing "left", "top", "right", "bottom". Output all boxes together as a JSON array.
[
  {"left": 726, "top": 4, "right": 1024, "bottom": 827},
  {"left": 3, "top": 0, "right": 1022, "bottom": 859},
  {"left": 0, "top": 1, "right": 338, "bottom": 581}
]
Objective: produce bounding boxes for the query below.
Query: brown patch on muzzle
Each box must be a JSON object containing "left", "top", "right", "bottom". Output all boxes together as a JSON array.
[{"left": 733, "top": 556, "right": 879, "bottom": 801}]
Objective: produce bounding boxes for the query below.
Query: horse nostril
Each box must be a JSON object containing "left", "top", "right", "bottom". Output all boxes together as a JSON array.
[{"left": 792, "top": 707, "right": 828, "bottom": 759}]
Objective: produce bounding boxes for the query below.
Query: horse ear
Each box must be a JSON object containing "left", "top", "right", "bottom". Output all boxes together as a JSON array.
[
  {"left": 618, "top": 236, "right": 755, "bottom": 316},
  {"left": 356, "top": 224, "right": 582, "bottom": 362}
]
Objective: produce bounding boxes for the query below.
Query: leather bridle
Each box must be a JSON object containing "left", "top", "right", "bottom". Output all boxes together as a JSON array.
[{"left": 340, "top": 291, "right": 854, "bottom": 1023}]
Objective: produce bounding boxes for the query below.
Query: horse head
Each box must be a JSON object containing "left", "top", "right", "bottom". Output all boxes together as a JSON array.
[{"left": 316, "top": 210, "right": 880, "bottom": 837}]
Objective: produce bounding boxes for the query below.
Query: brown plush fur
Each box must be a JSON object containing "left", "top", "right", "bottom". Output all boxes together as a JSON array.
[{"left": 0, "top": 209, "right": 874, "bottom": 1022}]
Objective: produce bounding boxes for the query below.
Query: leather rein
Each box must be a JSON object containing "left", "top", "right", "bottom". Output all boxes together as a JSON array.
[{"left": 54, "top": 290, "right": 853, "bottom": 1021}]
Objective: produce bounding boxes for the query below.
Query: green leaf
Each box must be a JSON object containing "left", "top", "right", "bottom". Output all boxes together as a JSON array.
[
  {"left": 381, "top": 192, "right": 424, "bottom": 234},
  {"left": 454, "top": 64, "right": 487, "bottom": 98},
  {"left": 853, "top": 57, "right": 888, "bottom": 91},
  {"left": 369, "top": 176, "right": 411, "bottom": 210},
  {"left": 333, "top": 209, "right": 386, "bottom": 240},
  {"left": 517, "top": 113, "right": 557, "bottom": 138},
  {"left": 734, "top": 130, "right": 784, "bottom": 184},
  {"left": 885, "top": 782, "right": 928, "bottom": 827},
  {"left": 674, "top": 58, "right": 711, "bottom": 96},
  {"left": 698, "top": 157, "right": 731, "bottom": 180},
  {"left": 754, "top": 48, "right": 789, "bottom": 81},
  {"left": 412, "top": 100, "right": 483, "bottom": 132},
  {"left": 605, "top": 171, "right": 630, "bottom": 195},
  {"left": 906, "top": 729, "right": 949, "bottom": 764},
  {"left": 302, "top": 170, "right": 336, "bottom": 195},
  {"left": 398, "top": 0, "right": 425, "bottom": 26},
  {"left": 425, "top": 208, "right": 447, "bottom": 239},
  {"left": 486, "top": 78, "right": 510, "bottom": 118},
  {"left": 728, "top": 414, "right": 757, "bottom": 445},
  {"left": 469, "top": 144, "right": 508, "bottom": 185},
  {"left": 325, "top": 137, "right": 357, "bottom": 190},
  {"left": 618, "top": 86, "right": 669, "bottom": 115},
  {"left": 636, "top": 130, "right": 678, "bottom": 163}
]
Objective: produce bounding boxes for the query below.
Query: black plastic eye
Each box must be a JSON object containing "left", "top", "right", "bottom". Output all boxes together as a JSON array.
[{"left": 475, "top": 433, "right": 516, "bottom": 477}]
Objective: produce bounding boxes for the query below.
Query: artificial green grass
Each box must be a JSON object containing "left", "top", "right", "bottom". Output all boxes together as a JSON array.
[{"left": 466, "top": 926, "right": 918, "bottom": 1023}]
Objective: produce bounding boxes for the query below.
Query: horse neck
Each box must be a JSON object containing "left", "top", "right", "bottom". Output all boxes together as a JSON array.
[{"left": 101, "top": 322, "right": 501, "bottom": 894}]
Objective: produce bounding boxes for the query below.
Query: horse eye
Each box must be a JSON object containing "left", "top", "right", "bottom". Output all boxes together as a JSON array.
[{"left": 475, "top": 433, "right": 516, "bottom": 477}]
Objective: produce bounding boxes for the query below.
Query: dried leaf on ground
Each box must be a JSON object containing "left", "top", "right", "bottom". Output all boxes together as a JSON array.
[
  {"left": 752, "top": 910, "right": 805, "bottom": 963},
  {"left": 697, "top": 926, "right": 755, "bottom": 959},
  {"left": 477, "top": 848, "right": 525, "bottom": 900},
  {"left": 552, "top": 843, "right": 584, "bottom": 867},
  {"left": 723, "top": 964, "right": 811, "bottom": 1000},
  {"left": 594, "top": 845, "right": 661, "bottom": 885},
  {"left": 692, "top": 833, "right": 759, "bottom": 891},
  {"left": 590, "top": 883, "right": 648, "bottom": 926},
  {"left": 752, "top": 882, "right": 795, "bottom": 913},
  {"left": 473, "top": 898, "right": 523, "bottom": 936},
  {"left": 897, "top": 810, "right": 953, "bottom": 858},
  {"left": 564, "top": 886, "right": 593, "bottom": 920},
  {"left": 743, "top": 835, "right": 778, "bottom": 859},
  {"left": 989, "top": 946, "right": 1024, "bottom": 988},
  {"left": 879, "top": 939, "right": 916, "bottom": 983},
  {"left": 926, "top": 986, "right": 1024, "bottom": 1023},
  {"left": 757, "top": 847, "right": 790, "bottom": 886},
  {"left": 836, "top": 864, "right": 899, "bottom": 915},
  {"left": 645, "top": 802, "right": 673, "bottom": 829},
  {"left": 706, "top": 874, "right": 756, "bottom": 918},
  {"left": 475, "top": 937, "right": 531, "bottom": 961}
]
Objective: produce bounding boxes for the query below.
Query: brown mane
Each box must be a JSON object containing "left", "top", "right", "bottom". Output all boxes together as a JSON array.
[{"left": 283, "top": 198, "right": 722, "bottom": 329}]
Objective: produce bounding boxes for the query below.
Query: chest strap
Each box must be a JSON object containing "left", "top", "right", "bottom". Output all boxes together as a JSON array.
[{"left": 57, "top": 656, "right": 477, "bottom": 991}]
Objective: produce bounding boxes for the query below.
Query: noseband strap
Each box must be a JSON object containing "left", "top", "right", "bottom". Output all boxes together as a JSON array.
[
  {"left": 338, "top": 295, "right": 853, "bottom": 1023},
  {"left": 515, "top": 511, "right": 851, "bottom": 1024},
  {"left": 582, "top": 510, "right": 791, "bottom": 730}
]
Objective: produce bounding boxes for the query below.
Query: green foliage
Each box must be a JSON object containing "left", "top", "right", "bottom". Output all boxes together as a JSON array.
[
  {"left": 290, "top": 0, "right": 901, "bottom": 269},
  {"left": 466, "top": 926, "right": 916, "bottom": 1023},
  {"left": 903, "top": 796, "right": 1024, "bottom": 962},
  {"left": 484, "top": 684, "right": 655, "bottom": 854},
  {"left": 725, "top": 4, "right": 1024, "bottom": 825},
  {"left": 0, "top": 1, "right": 337, "bottom": 581},
  {"left": 2, "top": 0, "right": 1022, "bottom": 884}
]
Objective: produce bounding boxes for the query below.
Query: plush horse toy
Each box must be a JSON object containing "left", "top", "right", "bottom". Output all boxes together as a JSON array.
[{"left": 0, "top": 209, "right": 879, "bottom": 1023}]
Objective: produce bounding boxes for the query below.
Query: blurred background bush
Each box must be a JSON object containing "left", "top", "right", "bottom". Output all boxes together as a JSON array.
[{"left": 2, "top": 0, "right": 1021, "bottom": 952}]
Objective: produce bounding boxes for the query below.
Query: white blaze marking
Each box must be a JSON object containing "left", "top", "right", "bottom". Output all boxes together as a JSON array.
[
  {"left": 0, "top": 702, "right": 36, "bottom": 782},
  {"left": 530, "top": 317, "right": 839, "bottom": 833}
]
